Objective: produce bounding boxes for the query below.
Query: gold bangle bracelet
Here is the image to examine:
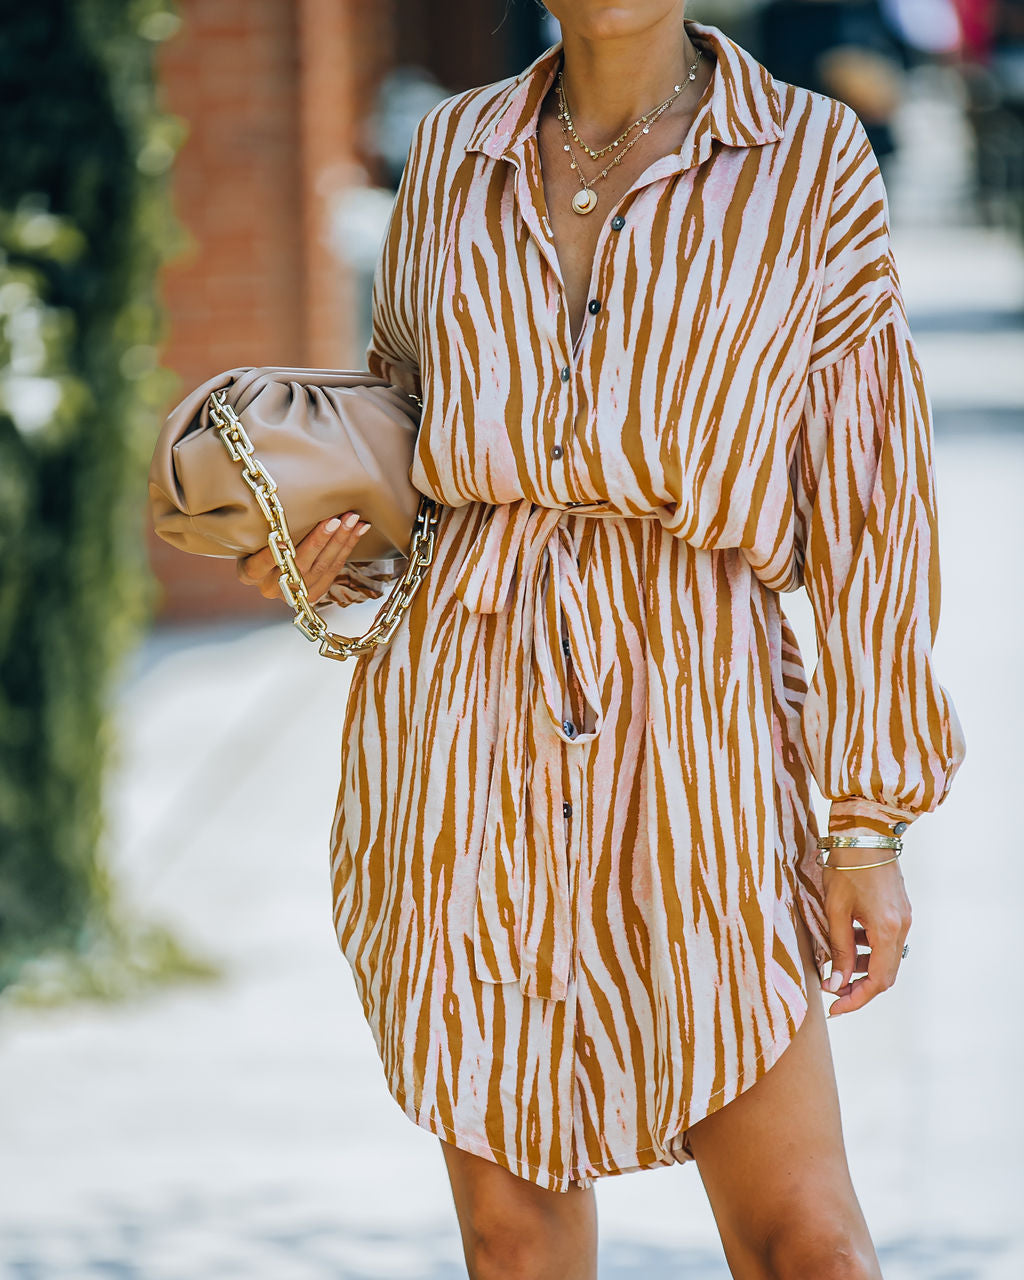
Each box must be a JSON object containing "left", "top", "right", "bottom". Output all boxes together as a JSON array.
[
  {"left": 815, "top": 849, "right": 902, "bottom": 869},
  {"left": 817, "top": 835, "right": 903, "bottom": 850}
]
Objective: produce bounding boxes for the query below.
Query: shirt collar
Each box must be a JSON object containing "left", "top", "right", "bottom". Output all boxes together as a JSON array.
[{"left": 464, "top": 19, "right": 784, "bottom": 165}]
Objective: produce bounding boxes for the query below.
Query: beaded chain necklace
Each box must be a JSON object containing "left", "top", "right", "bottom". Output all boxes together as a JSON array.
[{"left": 555, "top": 36, "right": 705, "bottom": 214}]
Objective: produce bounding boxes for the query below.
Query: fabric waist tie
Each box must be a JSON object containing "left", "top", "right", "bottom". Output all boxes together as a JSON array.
[{"left": 451, "top": 497, "right": 656, "bottom": 1002}]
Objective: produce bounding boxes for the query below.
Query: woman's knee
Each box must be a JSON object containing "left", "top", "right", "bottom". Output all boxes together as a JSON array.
[
  {"left": 439, "top": 1140, "right": 597, "bottom": 1280},
  {"left": 464, "top": 1193, "right": 596, "bottom": 1280},
  {"left": 758, "top": 1204, "right": 880, "bottom": 1280},
  {"left": 463, "top": 1205, "right": 562, "bottom": 1279}
]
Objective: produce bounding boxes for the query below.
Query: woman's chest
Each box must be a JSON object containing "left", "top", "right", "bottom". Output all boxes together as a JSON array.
[
  {"left": 417, "top": 142, "right": 821, "bottom": 511},
  {"left": 534, "top": 97, "right": 684, "bottom": 353},
  {"left": 543, "top": 199, "right": 599, "bottom": 356}
]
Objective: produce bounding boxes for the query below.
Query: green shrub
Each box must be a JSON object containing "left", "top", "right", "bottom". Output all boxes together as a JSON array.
[{"left": 0, "top": 0, "right": 200, "bottom": 995}]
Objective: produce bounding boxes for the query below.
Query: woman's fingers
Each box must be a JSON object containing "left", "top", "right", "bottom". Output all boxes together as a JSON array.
[
  {"left": 237, "top": 513, "right": 354, "bottom": 585},
  {"left": 822, "top": 908, "right": 857, "bottom": 996},
  {"left": 823, "top": 946, "right": 872, "bottom": 999},
  {"left": 826, "top": 912, "right": 910, "bottom": 1018},
  {"left": 305, "top": 516, "right": 371, "bottom": 602},
  {"left": 235, "top": 513, "right": 370, "bottom": 602}
]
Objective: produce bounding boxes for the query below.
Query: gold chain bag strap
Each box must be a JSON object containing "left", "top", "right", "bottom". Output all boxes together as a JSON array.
[
  {"left": 149, "top": 366, "right": 442, "bottom": 662},
  {"left": 208, "top": 390, "right": 440, "bottom": 661}
]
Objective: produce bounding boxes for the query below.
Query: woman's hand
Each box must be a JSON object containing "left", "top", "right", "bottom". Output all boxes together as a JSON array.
[
  {"left": 820, "top": 851, "right": 912, "bottom": 1017},
  {"left": 236, "top": 512, "right": 370, "bottom": 603}
]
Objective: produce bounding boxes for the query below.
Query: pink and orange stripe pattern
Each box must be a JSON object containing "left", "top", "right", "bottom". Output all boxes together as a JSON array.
[{"left": 326, "top": 19, "right": 966, "bottom": 1192}]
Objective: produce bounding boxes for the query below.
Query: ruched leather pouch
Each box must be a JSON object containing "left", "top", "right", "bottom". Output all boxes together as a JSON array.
[{"left": 148, "top": 365, "right": 425, "bottom": 564}]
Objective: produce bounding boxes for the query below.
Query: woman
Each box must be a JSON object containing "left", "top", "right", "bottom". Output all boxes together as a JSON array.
[{"left": 240, "top": 5, "right": 966, "bottom": 1276}]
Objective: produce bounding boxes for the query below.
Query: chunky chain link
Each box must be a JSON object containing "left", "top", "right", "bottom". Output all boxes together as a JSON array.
[{"left": 209, "top": 388, "right": 440, "bottom": 662}]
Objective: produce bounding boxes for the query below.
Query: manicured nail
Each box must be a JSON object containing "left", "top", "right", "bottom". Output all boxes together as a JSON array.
[
  {"left": 355, "top": 521, "right": 371, "bottom": 535},
  {"left": 325, "top": 517, "right": 341, "bottom": 533},
  {"left": 824, "top": 971, "right": 843, "bottom": 993},
  {"left": 343, "top": 512, "right": 360, "bottom": 529}
]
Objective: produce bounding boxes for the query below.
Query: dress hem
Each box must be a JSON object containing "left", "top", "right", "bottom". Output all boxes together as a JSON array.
[{"left": 386, "top": 981, "right": 816, "bottom": 1194}]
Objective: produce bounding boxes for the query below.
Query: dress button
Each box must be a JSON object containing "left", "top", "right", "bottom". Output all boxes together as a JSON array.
[
  {"left": 560, "top": 366, "right": 570, "bottom": 382},
  {"left": 892, "top": 821, "right": 908, "bottom": 836},
  {"left": 563, "top": 801, "right": 573, "bottom": 818},
  {"left": 550, "top": 444, "right": 563, "bottom": 459},
  {"left": 562, "top": 636, "right": 571, "bottom": 656},
  {"left": 562, "top": 719, "right": 576, "bottom": 738},
  {"left": 587, "top": 298, "right": 601, "bottom": 314},
  {"left": 611, "top": 215, "right": 625, "bottom": 230}
]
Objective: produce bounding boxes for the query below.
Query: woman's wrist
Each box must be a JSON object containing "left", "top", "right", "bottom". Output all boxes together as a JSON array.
[{"left": 815, "top": 832, "right": 904, "bottom": 869}]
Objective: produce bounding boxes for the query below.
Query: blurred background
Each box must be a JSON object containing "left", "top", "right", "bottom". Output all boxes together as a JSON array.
[{"left": 0, "top": 0, "right": 1021, "bottom": 1276}]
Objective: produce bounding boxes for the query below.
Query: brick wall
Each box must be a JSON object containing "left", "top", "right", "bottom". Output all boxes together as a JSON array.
[{"left": 151, "top": 0, "right": 384, "bottom": 620}]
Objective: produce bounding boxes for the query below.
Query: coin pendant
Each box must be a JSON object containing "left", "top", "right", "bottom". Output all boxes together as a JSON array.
[{"left": 571, "top": 187, "right": 598, "bottom": 215}]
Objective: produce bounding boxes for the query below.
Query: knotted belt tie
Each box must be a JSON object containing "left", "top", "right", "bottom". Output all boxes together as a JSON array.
[{"left": 451, "top": 497, "right": 643, "bottom": 1002}]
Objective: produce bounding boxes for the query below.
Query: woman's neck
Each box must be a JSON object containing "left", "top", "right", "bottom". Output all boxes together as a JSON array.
[{"left": 555, "top": 15, "right": 706, "bottom": 149}]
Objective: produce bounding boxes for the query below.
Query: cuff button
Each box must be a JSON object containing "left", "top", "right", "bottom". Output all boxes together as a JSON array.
[{"left": 892, "top": 821, "right": 908, "bottom": 836}]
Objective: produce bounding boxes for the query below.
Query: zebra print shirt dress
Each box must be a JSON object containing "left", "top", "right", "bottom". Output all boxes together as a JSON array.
[{"left": 326, "top": 18, "right": 966, "bottom": 1193}]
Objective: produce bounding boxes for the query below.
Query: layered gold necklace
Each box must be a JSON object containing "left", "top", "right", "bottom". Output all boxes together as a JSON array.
[{"left": 555, "top": 38, "right": 705, "bottom": 215}]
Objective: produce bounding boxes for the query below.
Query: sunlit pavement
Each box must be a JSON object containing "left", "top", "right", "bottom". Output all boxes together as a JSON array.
[{"left": 1, "top": 87, "right": 1022, "bottom": 1280}]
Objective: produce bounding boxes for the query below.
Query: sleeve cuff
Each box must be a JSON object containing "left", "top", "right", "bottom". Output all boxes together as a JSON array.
[
  {"left": 324, "top": 558, "right": 406, "bottom": 608},
  {"left": 827, "top": 797, "right": 917, "bottom": 837}
]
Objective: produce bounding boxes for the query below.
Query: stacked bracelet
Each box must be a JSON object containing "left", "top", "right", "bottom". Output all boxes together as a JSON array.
[
  {"left": 818, "top": 835, "right": 903, "bottom": 849},
  {"left": 815, "top": 834, "right": 903, "bottom": 869}
]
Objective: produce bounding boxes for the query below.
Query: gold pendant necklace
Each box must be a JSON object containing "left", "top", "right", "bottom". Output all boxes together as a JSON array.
[{"left": 556, "top": 37, "right": 704, "bottom": 216}]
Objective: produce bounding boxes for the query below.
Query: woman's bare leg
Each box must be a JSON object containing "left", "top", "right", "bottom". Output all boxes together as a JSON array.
[
  {"left": 437, "top": 913, "right": 878, "bottom": 1279},
  {"left": 438, "top": 1140, "right": 598, "bottom": 1280},
  {"left": 683, "top": 909, "right": 883, "bottom": 1279}
]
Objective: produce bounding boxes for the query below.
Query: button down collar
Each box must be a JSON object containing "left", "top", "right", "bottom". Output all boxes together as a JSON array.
[{"left": 463, "top": 18, "right": 785, "bottom": 169}]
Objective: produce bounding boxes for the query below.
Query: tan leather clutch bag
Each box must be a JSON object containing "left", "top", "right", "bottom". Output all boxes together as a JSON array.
[
  {"left": 150, "top": 365, "right": 428, "bottom": 561},
  {"left": 148, "top": 365, "right": 441, "bottom": 660}
]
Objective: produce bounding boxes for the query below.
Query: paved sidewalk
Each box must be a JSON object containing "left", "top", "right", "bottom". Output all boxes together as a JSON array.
[{"left": 2, "top": 160, "right": 1023, "bottom": 1280}]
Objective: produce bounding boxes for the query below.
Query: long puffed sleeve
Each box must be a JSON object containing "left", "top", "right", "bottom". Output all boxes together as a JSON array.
[
  {"left": 790, "top": 109, "right": 966, "bottom": 837},
  {"left": 327, "top": 110, "right": 433, "bottom": 609}
]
